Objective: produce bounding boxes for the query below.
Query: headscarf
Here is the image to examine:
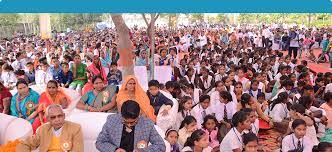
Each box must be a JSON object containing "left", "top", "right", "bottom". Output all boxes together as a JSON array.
[
  {"left": 116, "top": 75, "right": 156, "bottom": 122},
  {"left": 87, "top": 55, "right": 107, "bottom": 83},
  {"left": 37, "top": 86, "right": 72, "bottom": 113},
  {"left": 135, "top": 50, "right": 147, "bottom": 66}
]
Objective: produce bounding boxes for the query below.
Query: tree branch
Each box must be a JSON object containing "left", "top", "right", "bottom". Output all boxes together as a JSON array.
[
  {"left": 154, "top": 13, "right": 160, "bottom": 21},
  {"left": 142, "top": 14, "right": 149, "bottom": 26}
]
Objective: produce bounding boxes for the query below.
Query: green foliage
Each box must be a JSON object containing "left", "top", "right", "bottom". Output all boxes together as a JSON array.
[
  {"left": 238, "top": 13, "right": 332, "bottom": 28},
  {"left": 190, "top": 13, "right": 204, "bottom": 23},
  {"left": 50, "top": 14, "right": 103, "bottom": 31},
  {"left": 0, "top": 14, "right": 20, "bottom": 26},
  {"left": 216, "top": 14, "right": 229, "bottom": 24}
]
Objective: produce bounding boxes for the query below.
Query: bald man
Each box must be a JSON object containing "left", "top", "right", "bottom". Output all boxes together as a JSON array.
[{"left": 16, "top": 104, "right": 84, "bottom": 152}]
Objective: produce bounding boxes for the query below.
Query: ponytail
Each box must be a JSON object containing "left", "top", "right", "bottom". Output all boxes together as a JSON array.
[
  {"left": 183, "top": 129, "right": 206, "bottom": 147},
  {"left": 270, "top": 92, "right": 288, "bottom": 111}
]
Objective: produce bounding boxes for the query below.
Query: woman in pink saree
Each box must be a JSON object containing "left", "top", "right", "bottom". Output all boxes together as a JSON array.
[{"left": 82, "top": 55, "right": 108, "bottom": 94}]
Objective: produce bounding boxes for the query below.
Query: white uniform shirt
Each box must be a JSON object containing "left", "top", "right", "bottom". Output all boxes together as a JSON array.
[
  {"left": 1, "top": 72, "right": 17, "bottom": 87},
  {"left": 35, "top": 69, "right": 53, "bottom": 86},
  {"left": 269, "top": 103, "right": 289, "bottom": 123},
  {"left": 220, "top": 127, "right": 244, "bottom": 152},
  {"left": 281, "top": 134, "right": 313, "bottom": 152},
  {"left": 214, "top": 101, "right": 237, "bottom": 122},
  {"left": 193, "top": 104, "right": 215, "bottom": 129}
]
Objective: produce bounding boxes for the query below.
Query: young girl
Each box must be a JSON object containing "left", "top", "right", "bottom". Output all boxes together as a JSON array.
[
  {"left": 288, "top": 104, "right": 319, "bottom": 146},
  {"left": 246, "top": 80, "right": 262, "bottom": 100},
  {"left": 281, "top": 119, "right": 314, "bottom": 152},
  {"left": 257, "top": 93, "right": 269, "bottom": 114},
  {"left": 198, "top": 67, "right": 215, "bottom": 94},
  {"left": 1, "top": 63, "right": 17, "bottom": 89},
  {"left": 182, "top": 129, "right": 212, "bottom": 152},
  {"left": 238, "top": 93, "right": 273, "bottom": 127},
  {"left": 215, "top": 64, "right": 227, "bottom": 82},
  {"left": 242, "top": 108, "right": 259, "bottom": 135},
  {"left": 178, "top": 116, "right": 198, "bottom": 147},
  {"left": 176, "top": 96, "right": 197, "bottom": 130},
  {"left": 158, "top": 48, "right": 169, "bottom": 66},
  {"left": 232, "top": 82, "right": 244, "bottom": 102},
  {"left": 243, "top": 132, "right": 259, "bottom": 152},
  {"left": 35, "top": 61, "right": 53, "bottom": 86},
  {"left": 193, "top": 95, "right": 214, "bottom": 129},
  {"left": 269, "top": 92, "right": 289, "bottom": 123},
  {"left": 165, "top": 129, "right": 180, "bottom": 152},
  {"left": 201, "top": 115, "right": 219, "bottom": 149},
  {"left": 184, "top": 68, "right": 197, "bottom": 87},
  {"left": 181, "top": 83, "right": 201, "bottom": 105},
  {"left": 222, "top": 76, "right": 234, "bottom": 93},
  {"left": 209, "top": 81, "right": 225, "bottom": 106},
  {"left": 220, "top": 111, "right": 252, "bottom": 152}
]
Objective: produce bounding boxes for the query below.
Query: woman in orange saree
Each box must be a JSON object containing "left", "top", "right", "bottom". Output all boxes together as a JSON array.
[
  {"left": 116, "top": 75, "right": 156, "bottom": 122},
  {"left": 32, "top": 80, "right": 71, "bottom": 133}
]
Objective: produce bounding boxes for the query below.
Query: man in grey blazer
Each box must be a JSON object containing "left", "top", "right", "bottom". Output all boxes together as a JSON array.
[{"left": 96, "top": 100, "right": 166, "bottom": 152}]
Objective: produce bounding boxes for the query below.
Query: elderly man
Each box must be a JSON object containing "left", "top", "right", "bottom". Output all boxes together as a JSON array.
[
  {"left": 96, "top": 100, "right": 166, "bottom": 152},
  {"left": 16, "top": 104, "right": 84, "bottom": 152}
]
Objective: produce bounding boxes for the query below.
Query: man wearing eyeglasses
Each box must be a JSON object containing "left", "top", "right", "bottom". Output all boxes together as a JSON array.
[
  {"left": 16, "top": 104, "right": 84, "bottom": 152},
  {"left": 96, "top": 100, "right": 166, "bottom": 152}
]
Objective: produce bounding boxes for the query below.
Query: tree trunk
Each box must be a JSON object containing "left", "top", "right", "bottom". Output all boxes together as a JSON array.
[
  {"left": 111, "top": 14, "right": 134, "bottom": 80},
  {"left": 168, "top": 15, "right": 172, "bottom": 30},
  {"left": 308, "top": 13, "right": 312, "bottom": 27},
  {"left": 149, "top": 19, "right": 156, "bottom": 80},
  {"left": 23, "top": 23, "right": 27, "bottom": 35}
]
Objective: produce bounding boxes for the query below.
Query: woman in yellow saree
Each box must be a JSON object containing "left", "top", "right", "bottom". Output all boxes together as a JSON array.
[{"left": 116, "top": 75, "right": 156, "bottom": 122}]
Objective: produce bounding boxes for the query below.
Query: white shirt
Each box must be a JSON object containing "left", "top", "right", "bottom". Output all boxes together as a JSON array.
[
  {"left": 215, "top": 73, "right": 227, "bottom": 82},
  {"left": 274, "top": 73, "right": 283, "bottom": 81},
  {"left": 52, "top": 127, "right": 63, "bottom": 137},
  {"left": 182, "top": 146, "right": 213, "bottom": 152},
  {"left": 94, "top": 49, "right": 99, "bottom": 56},
  {"left": 175, "top": 110, "right": 197, "bottom": 130},
  {"left": 35, "top": 70, "right": 53, "bottom": 86},
  {"left": 193, "top": 104, "right": 214, "bottom": 129},
  {"left": 1, "top": 71, "right": 17, "bottom": 87},
  {"left": 199, "top": 35, "right": 207, "bottom": 47},
  {"left": 288, "top": 120, "right": 319, "bottom": 146},
  {"left": 210, "top": 91, "right": 220, "bottom": 106},
  {"left": 269, "top": 103, "right": 289, "bottom": 123},
  {"left": 214, "top": 101, "right": 237, "bottom": 122},
  {"left": 220, "top": 127, "right": 244, "bottom": 152},
  {"left": 200, "top": 75, "right": 213, "bottom": 90},
  {"left": 234, "top": 76, "right": 249, "bottom": 90},
  {"left": 282, "top": 134, "right": 313, "bottom": 152},
  {"left": 11, "top": 60, "right": 24, "bottom": 71},
  {"left": 252, "top": 119, "right": 259, "bottom": 135}
]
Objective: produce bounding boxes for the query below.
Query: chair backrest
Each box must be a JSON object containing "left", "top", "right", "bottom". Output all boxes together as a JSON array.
[
  {"left": 0, "top": 114, "right": 33, "bottom": 144},
  {"left": 154, "top": 66, "right": 173, "bottom": 84},
  {"left": 0, "top": 114, "right": 17, "bottom": 144},
  {"left": 66, "top": 112, "right": 171, "bottom": 152},
  {"left": 4, "top": 118, "right": 33, "bottom": 143}
]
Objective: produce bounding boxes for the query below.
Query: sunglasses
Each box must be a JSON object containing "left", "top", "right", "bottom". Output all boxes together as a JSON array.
[{"left": 49, "top": 114, "right": 64, "bottom": 120}]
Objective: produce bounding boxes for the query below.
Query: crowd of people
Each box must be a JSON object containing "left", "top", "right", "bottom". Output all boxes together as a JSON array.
[{"left": 1, "top": 23, "right": 332, "bottom": 152}]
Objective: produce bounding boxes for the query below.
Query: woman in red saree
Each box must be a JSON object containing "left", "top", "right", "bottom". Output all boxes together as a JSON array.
[
  {"left": 32, "top": 80, "right": 71, "bottom": 133},
  {"left": 0, "top": 82, "right": 12, "bottom": 114},
  {"left": 82, "top": 55, "right": 107, "bottom": 95}
]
